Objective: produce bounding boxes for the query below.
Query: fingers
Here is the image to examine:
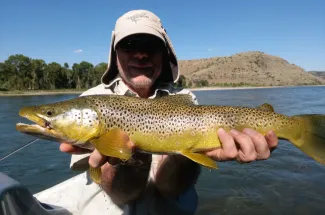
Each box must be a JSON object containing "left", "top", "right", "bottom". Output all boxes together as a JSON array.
[
  {"left": 265, "top": 130, "right": 279, "bottom": 151},
  {"left": 59, "top": 143, "right": 92, "bottom": 154},
  {"left": 205, "top": 128, "right": 238, "bottom": 160},
  {"left": 88, "top": 150, "right": 129, "bottom": 168},
  {"left": 59, "top": 143, "right": 120, "bottom": 168},
  {"left": 206, "top": 128, "right": 279, "bottom": 164},
  {"left": 230, "top": 129, "right": 257, "bottom": 162},
  {"left": 242, "top": 128, "right": 270, "bottom": 160},
  {"left": 89, "top": 149, "right": 108, "bottom": 168}
]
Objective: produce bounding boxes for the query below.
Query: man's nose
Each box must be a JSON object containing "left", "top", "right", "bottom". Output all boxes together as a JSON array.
[{"left": 133, "top": 51, "right": 149, "bottom": 59}]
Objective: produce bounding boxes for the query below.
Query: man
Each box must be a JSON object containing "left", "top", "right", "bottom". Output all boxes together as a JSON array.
[{"left": 59, "top": 9, "right": 278, "bottom": 214}]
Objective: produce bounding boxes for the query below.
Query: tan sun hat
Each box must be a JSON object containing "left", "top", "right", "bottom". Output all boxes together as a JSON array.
[{"left": 101, "top": 9, "right": 179, "bottom": 85}]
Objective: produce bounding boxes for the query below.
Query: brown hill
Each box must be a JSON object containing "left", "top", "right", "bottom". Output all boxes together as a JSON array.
[
  {"left": 309, "top": 71, "right": 325, "bottom": 80},
  {"left": 178, "top": 51, "right": 325, "bottom": 87}
]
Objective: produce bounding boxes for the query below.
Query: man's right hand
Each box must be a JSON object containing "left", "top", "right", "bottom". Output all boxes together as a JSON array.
[
  {"left": 59, "top": 143, "right": 116, "bottom": 166},
  {"left": 59, "top": 143, "right": 92, "bottom": 154},
  {"left": 59, "top": 143, "right": 152, "bottom": 205}
]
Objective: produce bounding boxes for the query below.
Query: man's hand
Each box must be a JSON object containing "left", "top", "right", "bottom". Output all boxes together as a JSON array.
[
  {"left": 59, "top": 142, "right": 152, "bottom": 205},
  {"left": 59, "top": 143, "right": 92, "bottom": 154},
  {"left": 205, "top": 128, "right": 278, "bottom": 163}
]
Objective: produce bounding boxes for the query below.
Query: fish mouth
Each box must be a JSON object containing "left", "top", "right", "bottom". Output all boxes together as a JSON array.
[
  {"left": 17, "top": 106, "right": 51, "bottom": 128},
  {"left": 16, "top": 107, "right": 62, "bottom": 142},
  {"left": 18, "top": 107, "right": 49, "bottom": 127}
]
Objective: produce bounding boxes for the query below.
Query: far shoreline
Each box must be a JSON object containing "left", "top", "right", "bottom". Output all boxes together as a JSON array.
[
  {"left": 1, "top": 85, "right": 325, "bottom": 97},
  {"left": 0, "top": 90, "right": 84, "bottom": 97},
  {"left": 189, "top": 85, "right": 325, "bottom": 91}
]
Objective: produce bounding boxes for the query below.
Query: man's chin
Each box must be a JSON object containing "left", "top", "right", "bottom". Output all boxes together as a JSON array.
[
  {"left": 131, "top": 78, "right": 154, "bottom": 88},
  {"left": 122, "top": 68, "right": 161, "bottom": 89}
]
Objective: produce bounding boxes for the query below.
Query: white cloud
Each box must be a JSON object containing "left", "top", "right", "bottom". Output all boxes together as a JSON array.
[{"left": 73, "top": 49, "right": 83, "bottom": 53}]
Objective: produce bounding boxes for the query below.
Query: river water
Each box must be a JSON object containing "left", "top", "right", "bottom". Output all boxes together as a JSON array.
[{"left": 1, "top": 86, "right": 325, "bottom": 214}]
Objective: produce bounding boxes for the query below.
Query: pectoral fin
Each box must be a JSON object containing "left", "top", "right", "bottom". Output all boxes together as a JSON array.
[
  {"left": 89, "top": 166, "right": 102, "bottom": 184},
  {"left": 181, "top": 151, "right": 218, "bottom": 169},
  {"left": 90, "top": 128, "right": 132, "bottom": 161}
]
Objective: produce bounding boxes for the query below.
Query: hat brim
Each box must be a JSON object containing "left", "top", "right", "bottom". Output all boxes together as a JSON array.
[{"left": 113, "top": 25, "right": 165, "bottom": 49}]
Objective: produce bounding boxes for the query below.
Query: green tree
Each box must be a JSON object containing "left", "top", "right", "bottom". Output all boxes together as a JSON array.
[
  {"left": 194, "top": 79, "right": 209, "bottom": 87},
  {"left": 44, "top": 62, "right": 62, "bottom": 90},
  {"left": 0, "top": 55, "right": 116, "bottom": 91},
  {"left": 72, "top": 61, "right": 94, "bottom": 89},
  {"left": 175, "top": 74, "right": 186, "bottom": 88},
  {"left": 56, "top": 66, "right": 69, "bottom": 89},
  {"left": 0, "top": 63, "right": 8, "bottom": 90},
  {"left": 92, "top": 63, "right": 107, "bottom": 87},
  {"left": 4, "top": 54, "right": 33, "bottom": 90},
  {"left": 31, "top": 59, "right": 46, "bottom": 90},
  {"left": 201, "top": 80, "right": 209, "bottom": 86}
]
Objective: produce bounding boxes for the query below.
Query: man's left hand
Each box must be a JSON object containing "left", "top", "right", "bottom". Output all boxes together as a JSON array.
[{"left": 205, "top": 128, "right": 278, "bottom": 163}]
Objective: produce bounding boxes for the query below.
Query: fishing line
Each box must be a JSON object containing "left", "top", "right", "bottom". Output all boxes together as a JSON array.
[
  {"left": 0, "top": 138, "right": 39, "bottom": 162},
  {"left": 0, "top": 95, "right": 78, "bottom": 162}
]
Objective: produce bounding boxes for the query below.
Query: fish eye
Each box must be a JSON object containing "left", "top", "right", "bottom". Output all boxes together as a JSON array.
[{"left": 46, "top": 110, "right": 54, "bottom": 116}]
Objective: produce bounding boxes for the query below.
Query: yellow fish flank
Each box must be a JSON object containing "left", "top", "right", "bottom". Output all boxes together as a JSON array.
[{"left": 16, "top": 94, "right": 325, "bottom": 183}]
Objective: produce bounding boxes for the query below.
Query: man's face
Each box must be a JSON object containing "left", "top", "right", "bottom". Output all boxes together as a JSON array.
[{"left": 115, "top": 34, "right": 165, "bottom": 90}]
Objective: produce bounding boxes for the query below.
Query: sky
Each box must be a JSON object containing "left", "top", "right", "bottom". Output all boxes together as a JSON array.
[{"left": 0, "top": 0, "right": 324, "bottom": 71}]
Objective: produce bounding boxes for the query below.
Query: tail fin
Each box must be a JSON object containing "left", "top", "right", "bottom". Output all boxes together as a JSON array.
[{"left": 289, "top": 114, "right": 325, "bottom": 165}]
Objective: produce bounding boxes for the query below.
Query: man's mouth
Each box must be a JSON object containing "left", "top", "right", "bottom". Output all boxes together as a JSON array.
[
  {"left": 129, "top": 65, "right": 153, "bottom": 69},
  {"left": 128, "top": 65, "right": 154, "bottom": 76}
]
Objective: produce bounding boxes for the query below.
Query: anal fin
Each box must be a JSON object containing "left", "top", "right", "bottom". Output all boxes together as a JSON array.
[
  {"left": 181, "top": 151, "right": 218, "bottom": 169},
  {"left": 90, "top": 128, "right": 132, "bottom": 161}
]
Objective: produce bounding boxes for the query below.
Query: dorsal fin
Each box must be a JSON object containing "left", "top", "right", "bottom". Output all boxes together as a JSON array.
[
  {"left": 256, "top": 103, "right": 275, "bottom": 112},
  {"left": 157, "top": 94, "right": 196, "bottom": 106}
]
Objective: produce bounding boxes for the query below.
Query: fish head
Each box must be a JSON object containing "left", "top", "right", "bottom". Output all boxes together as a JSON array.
[{"left": 16, "top": 99, "right": 102, "bottom": 149}]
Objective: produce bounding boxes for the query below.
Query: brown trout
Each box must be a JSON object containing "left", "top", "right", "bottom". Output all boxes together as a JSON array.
[{"left": 16, "top": 94, "right": 325, "bottom": 183}]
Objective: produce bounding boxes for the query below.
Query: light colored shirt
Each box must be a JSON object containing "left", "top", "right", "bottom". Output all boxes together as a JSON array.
[{"left": 35, "top": 78, "right": 199, "bottom": 215}]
